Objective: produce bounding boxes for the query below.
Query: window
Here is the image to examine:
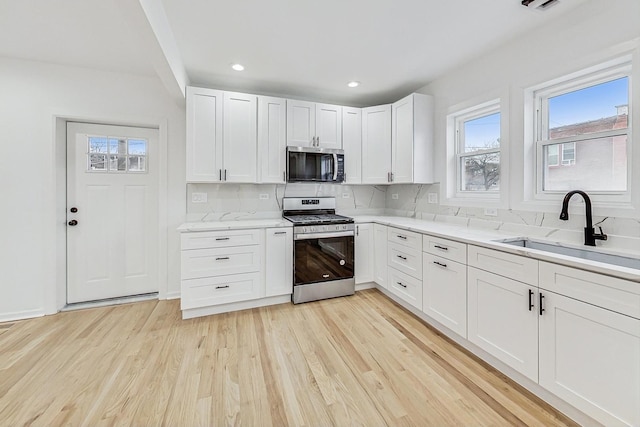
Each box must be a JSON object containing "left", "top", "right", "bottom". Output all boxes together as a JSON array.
[
  {"left": 454, "top": 103, "right": 501, "bottom": 194},
  {"left": 534, "top": 63, "right": 630, "bottom": 195},
  {"left": 88, "top": 136, "right": 147, "bottom": 173}
]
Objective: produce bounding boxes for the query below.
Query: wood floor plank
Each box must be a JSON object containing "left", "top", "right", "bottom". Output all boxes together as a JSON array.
[{"left": 0, "top": 289, "right": 579, "bottom": 426}]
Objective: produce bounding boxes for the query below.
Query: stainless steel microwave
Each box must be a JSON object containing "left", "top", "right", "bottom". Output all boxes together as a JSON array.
[{"left": 286, "top": 147, "right": 345, "bottom": 183}]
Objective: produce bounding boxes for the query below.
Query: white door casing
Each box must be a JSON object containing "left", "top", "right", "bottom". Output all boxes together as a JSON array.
[{"left": 66, "top": 122, "right": 159, "bottom": 303}]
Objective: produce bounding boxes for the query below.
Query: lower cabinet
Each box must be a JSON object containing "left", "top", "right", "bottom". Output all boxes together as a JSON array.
[
  {"left": 388, "top": 267, "right": 422, "bottom": 310},
  {"left": 373, "top": 224, "right": 388, "bottom": 288},
  {"left": 539, "top": 291, "right": 640, "bottom": 427},
  {"left": 423, "top": 253, "right": 467, "bottom": 338},
  {"left": 181, "top": 272, "right": 262, "bottom": 309},
  {"left": 355, "top": 223, "right": 374, "bottom": 284},
  {"left": 265, "top": 228, "right": 293, "bottom": 297},
  {"left": 467, "top": 266, "right": 539, "bottom": 382}
]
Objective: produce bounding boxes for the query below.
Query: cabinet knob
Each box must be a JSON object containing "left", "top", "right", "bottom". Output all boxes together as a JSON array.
[{"left": 70, "top": 207, "right": 78, "bottom": 213}]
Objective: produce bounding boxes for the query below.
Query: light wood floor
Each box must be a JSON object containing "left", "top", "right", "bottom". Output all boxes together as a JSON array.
[{"left": 0, "top": 289, "right": 577, "bottom": 426}]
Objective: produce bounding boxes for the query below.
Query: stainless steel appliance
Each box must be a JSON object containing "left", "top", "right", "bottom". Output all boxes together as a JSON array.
[
  {"left": 286, "top": 147, "right": 345, "bottom": 183},
  {"left": 283, "top": 197, "right": 355, "bottom": 304}
]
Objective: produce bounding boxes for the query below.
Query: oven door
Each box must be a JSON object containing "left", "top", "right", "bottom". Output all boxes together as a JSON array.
[{"left": 294, "top": 234, "right": 354, "bottom": 286}]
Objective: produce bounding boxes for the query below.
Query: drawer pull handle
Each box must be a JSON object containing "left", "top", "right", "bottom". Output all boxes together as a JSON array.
[
  {"left": 397, "top": 281, "right": 407, "bottom": 288},
  {"left": 528, "top": 289, "right": 534, "bottom": 311},
  {"left": 539, "top": 293, "right": 545, "bottom": 316},
  {"left": 215, "top": 237, "right": 230, "bottom": 241},
  {"left": 433, "top": 261, "right": 447, "bottom": 268},
  {"left": 397, "top": 255, "right": 407, "bottom": 260},
  {"left": 274, "top": 231, "right": 287, "bottom": 235},
  {"left": 434, "top": 245, "right": 449, "bottom": 251},
  {"left": 215, "top": 285, "right": 230, "bottom": 290},
  {"left": 215, "top": 257, "right": 230, "bottom": 261},
  {"left": 323, "top": 274, "right": 330, "bottom": 278},
  {"left": 397, "top": 235, "right": 407, "bottom": 240}
]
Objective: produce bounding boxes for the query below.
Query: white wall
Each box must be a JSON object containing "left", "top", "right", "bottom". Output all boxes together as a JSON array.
[
  {"left": 0, "top": 57, "right": 186, "bottom": 321},
  {"left": 420, "top": 0, "right": 640, "bottom": 217}
]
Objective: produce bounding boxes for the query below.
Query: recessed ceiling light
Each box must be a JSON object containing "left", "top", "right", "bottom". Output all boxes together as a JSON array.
[
  {"left": 231, "top": 63, "right": 245, "bottom": 71},
  {"left": 347, "top": 81, "right": 360, "bottom": 88}
]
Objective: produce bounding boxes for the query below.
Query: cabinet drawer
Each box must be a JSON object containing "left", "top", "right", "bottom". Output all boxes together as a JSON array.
[
  {"left": 387, "top": 227, "right": 421, "bottom": 250},
  {"left": 423, "top": 253, "right": 467, "bottom": 338},
  {"left": 539, "top": 261, "right": 640, "bottom": 319},
  {"left": 468, "top": 245, "right": 538, "bottom": 286},
  {"left": 388, "top": 267, "right": 422, "bottom": 310},
  {"left": 181, "top": 272, "right": 262, "bottom": 309},
  {"left": 423, "top": 235, "right": 467, "bottom": 264},
  {"left": 181, "top": 246, "right": 261, "bottom": 279},
  {"left": 388, "top": 242, "right": 422, "bottom": 280},
  {"left": 181, "top": 229, "right": 262, "bottom": 250}
]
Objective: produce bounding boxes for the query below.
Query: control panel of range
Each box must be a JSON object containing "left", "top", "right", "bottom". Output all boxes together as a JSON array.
[{"left": 294, "top": 223, "right": 355, "bottom": 235}]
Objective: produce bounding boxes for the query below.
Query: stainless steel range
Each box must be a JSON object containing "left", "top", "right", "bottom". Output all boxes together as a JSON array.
[{"left": 283, "top": 197, "right": 355, "bottom": 304}]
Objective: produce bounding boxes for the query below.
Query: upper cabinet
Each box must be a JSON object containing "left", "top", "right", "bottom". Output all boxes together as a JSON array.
[
  {"left": 186, "top": 87, "right": 223, "bottom": 182},
  {"left": 287, "top": 100, "right": 342, "bottom": 149},
  {"left": 223, "top": 92, "right": 258, "bottom": 183},
  {"left": 258, "top": 96, "right": 287, "bottom": 183},
  {"left": 342, "top": 107, "right": 362, "bottom": 184},
  {"left": 362, "top": 104, "right": 392, "bottom": 184},
  {"left": 392, "top": 93, "right": 434, "bottom": 184}
]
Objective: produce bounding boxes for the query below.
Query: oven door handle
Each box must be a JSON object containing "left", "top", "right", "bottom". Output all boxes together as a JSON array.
[
  {"left": 295, "top": 231, "right": 354, "bottom": 240},
  {"left": 333, "top": 153, "right": 338, "bottom": 181}
]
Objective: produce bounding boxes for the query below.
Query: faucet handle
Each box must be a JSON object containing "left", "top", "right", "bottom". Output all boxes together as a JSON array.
[{"left": 596, "top": 226, "right": 608, "bottom": 241}]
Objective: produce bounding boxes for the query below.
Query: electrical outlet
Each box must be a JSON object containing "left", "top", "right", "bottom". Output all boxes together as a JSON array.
[
  {"left": 484, "top": 207, "right": 498, "bottom": 217},
  {"left": 259, "top": 194, "right": 269, "bottom": 200},
  {"left": 391, "top": 193, "right": 399, "bottom": 200},
  {"left": 427, "top": 193, "right": 438, "bottom": 204},
  {"left": 342, "top": 193, "right": 350, "bottom": 198},
  {"left": 191, "top": 192, "right": 207, "bottom": 203}
]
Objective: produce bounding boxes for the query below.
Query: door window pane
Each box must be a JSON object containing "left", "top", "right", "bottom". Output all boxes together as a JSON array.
[
  {"left": 109, "top": 155, "right": 127, "bottom": 171},
  {"left": 127, "top": 156, "right": 146, "bottom": 172},
  {"left": 461, "top": 152, "right": 500, "bottom": 191},
  {"left": 89, "top": 154, "right": 107, "bottom": 170},
  {"left": 543, "top": 136, "right": 627, "bottom": 191},
  {"left": 89, "top": 137, "right": 108, "bottom": 153},
  {"left": 87, "top": 136, "right": 147, "bottom": 173},
  {"left": 128, "top": 139, "right": 147, "bottom": 155}
]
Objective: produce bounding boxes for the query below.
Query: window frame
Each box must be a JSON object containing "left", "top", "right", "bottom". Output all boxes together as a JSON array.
[
  {"left": 533, "top": 62, "right": 631, "bottom": 201},
  {"left": 452, "top": 100, "right": 502, "bottom": 199},
  {"left": 87, "top": 134, "right": 149, "bottom": 174}
]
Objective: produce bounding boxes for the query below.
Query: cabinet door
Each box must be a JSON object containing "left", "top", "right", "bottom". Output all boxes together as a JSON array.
[
  {"left": 265, "top": 228, "right": 293, "bottom": 297},
  {"left": 316, "top": 103, "right": 342, "bottom": 149},
  {"left": 258, "top": 96, "right": 287, "bottom": 183},
  {"left": 362, "top": 105, "right": 391, "bottom": 184},
  {"left": 342, "top": 107, "right": 362, "bottom": 184},
  {"left": 467, "top": 267, "right": 538, "bottom": 381},
  {"left": 355, "top": 224, "right": 373, "bottom": 284},
  {"left": 223, "top": 92, "right": 257, "bottom": 182},
  {"left": 423, "top": 254, "right": 467, "bottom": 338},
  {"left": 186, "top": 87, "right": 223, "bottom": 182},
  {"left": 391, "top": 94, "right": 414, "bottom": 183},
  {"left": 373, "top": 224, "right": 388, "bottom": 288},
  {"left": 287, "top": 100, "right": 316, "bottom": 146},
  {"left": 539, "top": 291, "right": 640, "bottom": 427}
]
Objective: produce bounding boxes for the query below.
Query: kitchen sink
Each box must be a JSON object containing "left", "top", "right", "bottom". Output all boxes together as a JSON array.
[{"left": 494, "top": 238, "right": 640, "bottom": 270}]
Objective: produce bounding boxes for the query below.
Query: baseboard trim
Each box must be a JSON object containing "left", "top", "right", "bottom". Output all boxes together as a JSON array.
[
  {"left": 0, "top": 309, "right": 45, "bottom": 323},
  {"left": 61, "top": 293, "right": 158, "bottom": 312},
  {"left": 164, "top": 291, "right": 181, "bottom": 300},
  {"left": 182, "top": 294, "right": 291, "bottom": 319}
]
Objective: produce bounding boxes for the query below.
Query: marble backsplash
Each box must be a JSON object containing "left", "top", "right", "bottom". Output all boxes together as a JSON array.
[
  {"left": 186, "top": 183, "right": 387, "bottom": 221},
  {"left": 384, "top": 184, "right": 640, "bottom": 249}
]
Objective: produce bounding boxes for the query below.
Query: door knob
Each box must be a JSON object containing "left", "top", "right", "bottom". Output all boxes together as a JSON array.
[
  {"left": 70, "top": 207, "right": 78, "bottom": 213},
  {"left": 68, "top": 220, "right": 78, "bottom": 226}
]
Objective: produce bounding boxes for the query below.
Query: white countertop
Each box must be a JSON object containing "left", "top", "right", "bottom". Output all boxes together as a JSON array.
[{"left": 178, "top": 215, "right": 640, "bottom": 283}]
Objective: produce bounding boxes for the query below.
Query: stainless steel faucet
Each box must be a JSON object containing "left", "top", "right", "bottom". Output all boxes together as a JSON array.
[{"left": 559, "top": 190, "right": 607, "bottom": 246}]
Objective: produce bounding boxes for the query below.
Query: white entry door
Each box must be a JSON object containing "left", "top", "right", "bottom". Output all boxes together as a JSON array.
[{"left": 66, "top": 122, "right": 159, "bottom": 303}]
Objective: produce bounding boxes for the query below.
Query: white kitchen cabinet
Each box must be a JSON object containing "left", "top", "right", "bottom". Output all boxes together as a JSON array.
[
  {"left": 186, "top": 87, "right": 223, "bottom": 182},
  {"left": 391, "top": 93, "right": 434, "bottom": 184},
  {"left": 388, "top": 242, "right": 422, "bottom": 280},
  {"left": 423, "top": 253, "right": 467, "bottom": 338},
  {"left": 388, "top": 267, "right": 422, "bottom": 310},
  {"left": 539, "top": 290, "right": 640, "bottom": 427},
  {"left": 223, "top": 92, "right": 257, "bottom": 182},
  {"left": 265, "top": 228, "right": 293, "bottom": 297},
  {"left": 373, "top": 224, "right": 388, "bottom": 288},
  {"left": 468, "top": 245, "right": 538, "bottom": 286},
  {"left": 467, "top": 266, "right": 539, "bottom": 382},
  {"left": 258, "top": 96, "right": 287, "bottom": 183},
  {"left": 286, "top": 100, "right": 342, "bottom": 148},
  {"left": 355, "top": 223, "right": 373, "bottom": 284},
  {"left": 342, "top": 107, "right": 362, "bottom": 184},
  {"left": 362, "top": 104, "right": 392, "bottom": 184}
]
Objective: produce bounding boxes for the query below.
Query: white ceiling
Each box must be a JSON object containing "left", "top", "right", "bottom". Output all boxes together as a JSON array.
[{"left": 0, "top": 0, "right": 586, "bottom": 106}]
